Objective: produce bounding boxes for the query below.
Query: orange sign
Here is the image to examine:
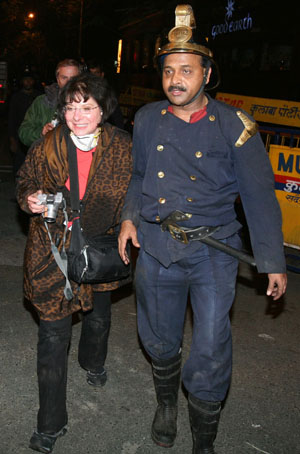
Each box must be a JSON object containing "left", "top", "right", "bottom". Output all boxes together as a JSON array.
[{"left": 216, "top": 92, "right": 300, "bottom": 128}]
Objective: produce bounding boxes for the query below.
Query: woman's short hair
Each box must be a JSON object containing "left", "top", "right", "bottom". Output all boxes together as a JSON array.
[{"left": 57, "top": 72, "right": 117, "bottom": 124}]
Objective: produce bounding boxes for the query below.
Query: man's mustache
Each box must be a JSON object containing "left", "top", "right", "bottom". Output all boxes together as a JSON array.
[{"left": 168, "top": 85, "right": 187, "bottom": 93}]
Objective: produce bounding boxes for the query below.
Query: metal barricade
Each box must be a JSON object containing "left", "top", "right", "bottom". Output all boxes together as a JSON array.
[{"left": 259, "top": 125, "right": 300, "bottom": 151}]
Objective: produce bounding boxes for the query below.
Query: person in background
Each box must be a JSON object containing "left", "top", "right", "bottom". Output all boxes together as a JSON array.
[
  {"left": 8, "top": 69, "right": 42, "bottom": 175},
  {"left": 87, "top": 58, "right": 125, "bottom": 129},
  {"left": 118, "top": 5, "right": 287, "bottom": 454},
  {"left": 18, "top": 59, "right": 81, "bottom": 148},
  {"left": 16, "top": 73, "right": 132, "bottom": 453}
]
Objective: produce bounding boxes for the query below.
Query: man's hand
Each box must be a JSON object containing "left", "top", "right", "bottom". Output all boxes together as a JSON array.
[
  {"left": 27, "top": 190, "right": 45, "bottom": 214},
  {"left": 118, "top": 220, "right": 140, "bottom": 264},
  {"left": 266, "top": 273, "right": 287, "bottom": 300},
  {"left": 42, "top": 122, "right": 55, "bottom": 136}
]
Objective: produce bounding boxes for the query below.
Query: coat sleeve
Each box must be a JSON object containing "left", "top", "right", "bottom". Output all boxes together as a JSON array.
[
  {"left": 231, "top": 121, "right": 286, "bottom": 273},
  {"left": 120, "top": 108, "right": 147, "bottom": 226},
  {"left": 16, "top": 141, "right": 46, "bottom": 213},
  {"left": 18, "top": 96, "right": 46, "bottom": 147}
]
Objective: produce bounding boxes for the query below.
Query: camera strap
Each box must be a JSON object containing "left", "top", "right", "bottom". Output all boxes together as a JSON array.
[{"left": 43, "top": 199, "right": 74, "bottom": 302}]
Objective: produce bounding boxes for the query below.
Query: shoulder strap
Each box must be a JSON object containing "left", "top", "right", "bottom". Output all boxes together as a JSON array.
[
  {"left": 43, "top": 199, "right": 74, "bottom": 301},
  {"left": 66, "top": 126, "right": 118, "bottom": 214},
  {"left": 65, "top": 131, "right": 81, "bottom": 213}
]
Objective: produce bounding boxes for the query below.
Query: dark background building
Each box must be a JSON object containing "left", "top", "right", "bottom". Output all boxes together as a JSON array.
[
  {"left": 0, "top": 0, "right": 299, "bottom": 103},
  {"left": 115, "top": 0, "right": 300, "bottom": 103}
]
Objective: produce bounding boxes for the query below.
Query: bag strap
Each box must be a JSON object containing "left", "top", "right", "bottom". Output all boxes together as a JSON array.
[
  {"left": 66, "top": 133, "right": 81, "bottom": 213},
  {"left": 66, "top": 126, "right": 118, "bottom": 216}
]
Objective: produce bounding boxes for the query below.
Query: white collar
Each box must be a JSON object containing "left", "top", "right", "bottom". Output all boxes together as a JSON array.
[{"left": 70, "top": 129, "right": 101, "bottom": 151}]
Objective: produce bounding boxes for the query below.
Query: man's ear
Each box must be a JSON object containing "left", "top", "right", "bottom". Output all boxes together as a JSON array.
[{"left": 205, "top": 66, "right": 212, "bottom": 85}]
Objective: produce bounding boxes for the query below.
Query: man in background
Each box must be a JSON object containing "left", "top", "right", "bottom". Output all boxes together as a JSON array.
[
  {"left": 18, "top": 59, "right": 80, "bottom": 148},
  {"left": 8, "top": 69, "right": 41, "bottom": 175}
]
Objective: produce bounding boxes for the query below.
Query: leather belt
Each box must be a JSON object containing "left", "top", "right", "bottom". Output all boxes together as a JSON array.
[
  {"left": 160, "top": 210, "right": 256, "bottom": 268},
  {"left": 160, "top": 210, "right": 220, "bottom": 244}
]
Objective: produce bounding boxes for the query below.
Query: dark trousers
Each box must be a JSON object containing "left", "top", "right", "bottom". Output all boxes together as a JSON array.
[
  {"left": 37, "top": 291, "right": 111, "bottom": 434},
  {"left": 135, "top": 234, "right": 241, "bottom": 402}
]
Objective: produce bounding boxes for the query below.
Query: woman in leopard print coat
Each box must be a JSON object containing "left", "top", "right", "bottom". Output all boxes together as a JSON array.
[{"left": 16, "top": 73, "right": 132, "bottom": 453}]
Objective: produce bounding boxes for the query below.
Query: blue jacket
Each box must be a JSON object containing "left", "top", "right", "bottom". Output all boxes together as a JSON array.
[{"left": 121, "top": 95, "right": 286, "bottom": 273}]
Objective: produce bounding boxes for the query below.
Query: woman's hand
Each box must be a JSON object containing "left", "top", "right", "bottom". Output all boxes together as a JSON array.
[
  {"left": 118, "top": 220, "right": 140, "bottom": 264},
  {"left": 27, "top": 190, "right": 45, "bottom": 214}
]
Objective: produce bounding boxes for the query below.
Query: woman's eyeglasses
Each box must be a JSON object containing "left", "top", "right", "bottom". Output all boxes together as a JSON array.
[{"left": 64, "top": 106, "right": 101, "bottom": 115}]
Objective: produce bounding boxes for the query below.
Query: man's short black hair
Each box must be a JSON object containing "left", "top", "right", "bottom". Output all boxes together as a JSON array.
[
  {"left": 57, "top": 72, "right": 117, "bottom": 124},
  {"left": 201, "top": 55, "right": 211, "bottom": 69}
]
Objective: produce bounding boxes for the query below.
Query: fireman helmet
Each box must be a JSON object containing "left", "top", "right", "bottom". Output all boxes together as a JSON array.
[{"left": 155, "top": 4, "right": 220, "bottom": 91}]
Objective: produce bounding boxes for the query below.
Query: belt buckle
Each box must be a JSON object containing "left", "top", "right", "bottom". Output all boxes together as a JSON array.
[{"left": 168, "top": 223, "right": 188, "bottom": 244}]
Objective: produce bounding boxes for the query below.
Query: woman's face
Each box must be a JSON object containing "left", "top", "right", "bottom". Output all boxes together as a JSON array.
[{"left": 64, "top": 96, "right": 102, "bottom": 136}]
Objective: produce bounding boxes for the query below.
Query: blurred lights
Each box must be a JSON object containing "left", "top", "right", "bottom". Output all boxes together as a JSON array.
[{"left": 116, "top": 39, "right": 122, "bottom": 74}]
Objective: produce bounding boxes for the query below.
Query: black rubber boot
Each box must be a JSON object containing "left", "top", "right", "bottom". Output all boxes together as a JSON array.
[
  {"left": 188, "top": 394, "right": 221, "bottom": 454},
  {"left": 151, "top": 353, "right": 181, "bottom": 448}
]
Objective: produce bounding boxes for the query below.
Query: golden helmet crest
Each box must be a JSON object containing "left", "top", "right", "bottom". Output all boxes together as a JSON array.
[{"left": 156, "top": 4, "right": 213, "bottom": 60}]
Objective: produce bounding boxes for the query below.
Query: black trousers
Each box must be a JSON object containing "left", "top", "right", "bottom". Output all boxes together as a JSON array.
[{"left": 37, "top": 291, "right": 111, "bottom": 434}]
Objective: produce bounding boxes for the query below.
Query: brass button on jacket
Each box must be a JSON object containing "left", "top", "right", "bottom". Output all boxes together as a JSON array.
[
  {"left": 159, "top": 198, "right": 166, "bottom": 204},
  {"left": 157, "top": 145, "right": 164, "bottom": 151},
  {"left": 161, "top": 109, "right": 167, "bottom": 115},
  {"left": 155, "top": 215, "right": 161, "bottom": 222},
  {"left": 190, "top": 175, "right": 197, "bottom": 181},
  {"left": 187, "top": 197, "right": 193, "bottom": 202},
  {"left": 158, "top": 171, "right": 165, "bottom": 178},
  {"left": 195, "top": 151, "right": 203, "bottom": 158},
  {"left": 209, "top": 115, "right": 216, "bottom": 121}
]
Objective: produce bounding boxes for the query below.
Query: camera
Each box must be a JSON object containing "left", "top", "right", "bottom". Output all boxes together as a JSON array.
[{"left": 37, "top": 192, "right": 63, "bottom": 223}]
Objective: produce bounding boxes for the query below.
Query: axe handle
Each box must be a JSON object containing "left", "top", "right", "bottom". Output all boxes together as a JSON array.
[{"left": 201, "top": 236, "right": 256, "bottom": 267}]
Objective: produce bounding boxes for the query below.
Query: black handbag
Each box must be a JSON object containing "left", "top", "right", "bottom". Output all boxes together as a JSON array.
[{"left": 66, "top": 134, "right": 131, "bottom": 285}]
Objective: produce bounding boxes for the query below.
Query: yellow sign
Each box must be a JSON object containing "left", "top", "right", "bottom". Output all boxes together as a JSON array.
[
  {"left": 269, "top": 144, "right": 300, "bottom": 247},
  {"left": 216, "top": 92, "right": 300, "bottom": 128}
]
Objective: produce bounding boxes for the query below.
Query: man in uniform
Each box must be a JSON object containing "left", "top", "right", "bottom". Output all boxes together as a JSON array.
[{"left": 119, "top": 5, "right": 287, "bottom": 454}]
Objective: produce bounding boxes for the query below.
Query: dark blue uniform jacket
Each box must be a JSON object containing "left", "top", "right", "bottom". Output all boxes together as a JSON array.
[{"left": 121, "top": 95, "right": 286, "bottom": 273}]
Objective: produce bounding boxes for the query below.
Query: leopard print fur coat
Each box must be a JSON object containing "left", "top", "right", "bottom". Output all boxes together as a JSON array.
[{"left": 16, "top": 123, "right": 132, "bottom": 321}]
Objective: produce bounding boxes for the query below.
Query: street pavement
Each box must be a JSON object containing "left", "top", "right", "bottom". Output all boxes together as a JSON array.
[{"left": 0, "top": 114, "right": 299, "bottom": 454}]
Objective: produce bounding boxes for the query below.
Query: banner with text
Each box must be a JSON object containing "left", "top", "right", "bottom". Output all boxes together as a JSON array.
[
  {"left": 216, "top": 92, "right": 300, "bottom": 128},
  {"left": 269, "top": 144, "right": 300, "bottom": 247}
]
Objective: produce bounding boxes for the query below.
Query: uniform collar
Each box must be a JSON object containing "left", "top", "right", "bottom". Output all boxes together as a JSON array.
[{"left": 167, "top": 104, "right": 207, "bottom": 123}]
